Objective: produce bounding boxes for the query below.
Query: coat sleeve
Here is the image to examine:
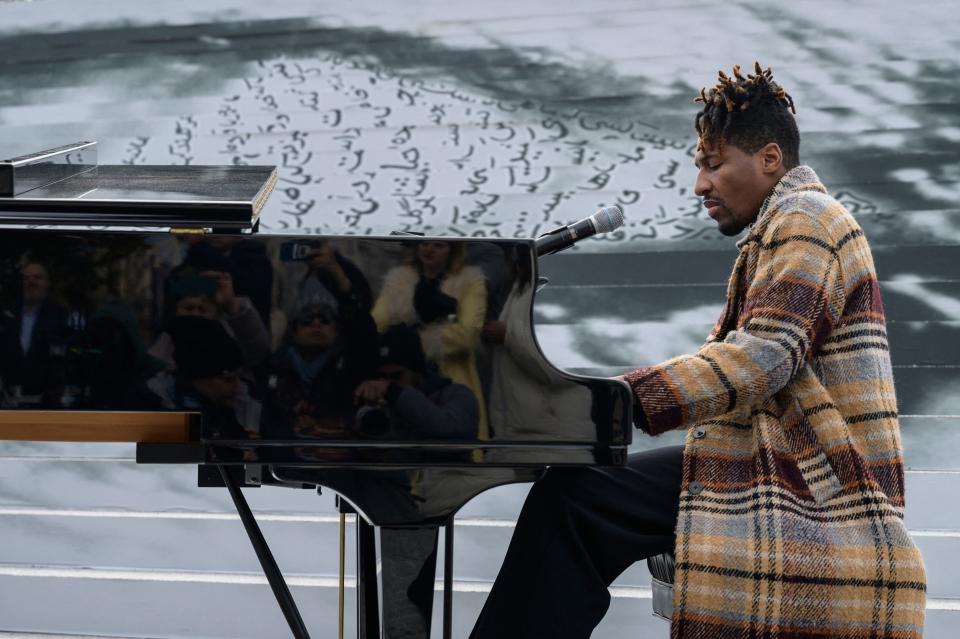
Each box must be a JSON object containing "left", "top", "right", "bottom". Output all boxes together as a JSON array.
[
  {"left": 392, "top": 383, "right": 479, "bottom": 439},
  {"left": 434, "top": 272, "right": 487, "bottom": 357},
  {"left": 420, "top": 272, "right": 487, "bottom": 359},
  {"left": 624, "top": 211, "right": 845, "bottom": 435},
  {"left": 371, "top": 268, "right": 402, "bottom": 333},
  {"left": 222, "top": 295, "right": 272, "bottom": 368}
]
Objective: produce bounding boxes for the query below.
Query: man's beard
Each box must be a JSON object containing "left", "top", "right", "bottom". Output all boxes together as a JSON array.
[
  {"left": 718, "top": 221, "right": 746, "bottom": 237},
  {"left": 715, "top": 211, "right": 749, "bottom": 237}
]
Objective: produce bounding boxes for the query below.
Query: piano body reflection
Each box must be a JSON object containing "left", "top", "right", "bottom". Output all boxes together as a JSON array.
[{"left": 0, "top": 143, "right": 632, "bottom": 638}]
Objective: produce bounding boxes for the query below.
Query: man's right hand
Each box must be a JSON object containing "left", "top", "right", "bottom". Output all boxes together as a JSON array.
[
  {"left": 481, "top": 320, "right": 507, "bottom": 344},
  {"left": 202, "top": 270, "right": 239, "bottom": 315},
  {"left": 354, "top": 379, "right": 390, "bottom": 405},
  {"left": 307, "top": 243, "right": 351, "bottom": 293}
]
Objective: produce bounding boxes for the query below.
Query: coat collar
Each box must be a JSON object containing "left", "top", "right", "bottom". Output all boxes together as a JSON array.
[{"left": 736, "top": 165, "right": 827, "bottom": 250}]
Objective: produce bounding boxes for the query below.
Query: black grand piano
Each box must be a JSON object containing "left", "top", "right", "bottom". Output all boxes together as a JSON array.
[{"left": 0, "top": 142, "right": 634, "bottom": 638}]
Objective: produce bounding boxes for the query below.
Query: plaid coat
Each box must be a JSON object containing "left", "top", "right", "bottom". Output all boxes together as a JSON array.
[{"left": 625, "top": 166, "right": 926, "bottom": 638}]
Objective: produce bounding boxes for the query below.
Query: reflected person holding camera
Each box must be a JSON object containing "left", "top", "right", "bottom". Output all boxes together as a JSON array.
[
  {"left": 282, "top": 239, "right": 373, "bottom": 314},
  {"left": 353, "top": 324, "right": 478, "bottom": 440},
  {"left": 372, "top": 241, "right": 488, "bottom": 436}
]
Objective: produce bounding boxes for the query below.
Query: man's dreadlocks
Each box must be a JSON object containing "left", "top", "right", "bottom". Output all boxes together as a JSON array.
[{"left": 694, "top": 62, "right": 800, "bottom": 168}]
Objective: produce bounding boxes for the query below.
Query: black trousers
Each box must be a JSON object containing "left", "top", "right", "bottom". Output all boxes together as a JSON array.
[{"left": 470, "top": 445, "right": 684, "bottom": 639}]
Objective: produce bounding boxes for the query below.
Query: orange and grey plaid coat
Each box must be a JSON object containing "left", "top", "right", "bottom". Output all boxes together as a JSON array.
[{"left": 625, "top": 166, "right": 926, "bottom": 638}]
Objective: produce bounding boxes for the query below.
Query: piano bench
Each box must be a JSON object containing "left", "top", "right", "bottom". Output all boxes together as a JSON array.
[{"left": 646, "top": 552, "right": 675, "bottom": 621}]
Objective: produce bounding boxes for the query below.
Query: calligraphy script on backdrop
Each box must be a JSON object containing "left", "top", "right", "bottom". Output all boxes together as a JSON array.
[{"left": 122, "top": 53, "right": 880, "bottom": 246}]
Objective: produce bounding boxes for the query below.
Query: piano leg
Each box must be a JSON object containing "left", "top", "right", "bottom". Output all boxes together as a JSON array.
[
  {"left": 380, "top": 526, "right": 440, "bottom": 639},
  {"left": 443, "top": 522, "right": 454, "bottom": 639},
  {"left": 219, "top": 465, "right": 312, "bottom": 639},
  {"left": 356, "top": 517, "right": 381, "bottom": 639}
]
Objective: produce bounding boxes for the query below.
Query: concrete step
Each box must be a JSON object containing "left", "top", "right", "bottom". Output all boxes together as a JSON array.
[
  {"left": 0, "top": 572, "right": 667, "bottom": 639},
  {"left": 2, "top": 496, "right": 959, "bottom": 594},
  {"left": 0, "top": 522, "right": 957, "bottom": 637},
  {"left": 0, "top": 457, "right": 315, "bottom": 514}
]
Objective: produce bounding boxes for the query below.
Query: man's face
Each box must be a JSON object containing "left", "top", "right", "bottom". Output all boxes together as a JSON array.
[
  {"left": 416, "top": 241, "right": 452, "bottom": 273},
  {"left": 175, "top": 295, "right": 218, "bottom": 320},
  {"left": 379, "top": 363, "right": 418, "bottom": 388},
  {"left": 293, "top": 311, "right": 337, "bottom": 350},
  {"left": 192, "top": 370, "right": 242, "bottom": 407},
  {"left": 694, "top": 140, "right": 772, "bottom": 236},
  {"left": 21, "top": 263, "right": 50, "bottom": 305}
]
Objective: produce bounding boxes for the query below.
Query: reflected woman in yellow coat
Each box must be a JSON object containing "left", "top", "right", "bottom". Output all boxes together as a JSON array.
[{"left": 372, "top": 241, "right": 488, "bottom": 438}]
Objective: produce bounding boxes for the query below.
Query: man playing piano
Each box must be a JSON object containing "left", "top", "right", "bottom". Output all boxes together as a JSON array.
[{"left": 471, "top": 64, "right": 927, "bottom": 638}]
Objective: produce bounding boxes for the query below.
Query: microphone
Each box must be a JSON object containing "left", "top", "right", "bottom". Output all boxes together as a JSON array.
[{"left": 535, "top": 206, "right": 625, "bottom": 257}]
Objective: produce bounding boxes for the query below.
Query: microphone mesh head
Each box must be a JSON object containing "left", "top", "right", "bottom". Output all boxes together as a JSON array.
[{"left": 591, "top": 205, "right": 625, "bottom": 233}]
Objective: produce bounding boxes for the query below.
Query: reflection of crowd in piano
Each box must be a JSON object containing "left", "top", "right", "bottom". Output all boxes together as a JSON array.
[{"left": 0, "top": 234, "right": 570, "bottom": 442}]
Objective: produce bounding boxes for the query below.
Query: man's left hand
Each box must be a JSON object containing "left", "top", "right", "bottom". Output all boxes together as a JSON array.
[{"left": 354, "top": 379, "right": 390, "bottom": 405}]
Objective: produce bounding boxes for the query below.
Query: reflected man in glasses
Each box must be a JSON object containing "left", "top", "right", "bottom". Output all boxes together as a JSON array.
[{"left": 263, "top": 301, "right": 379, "bottom": 438}]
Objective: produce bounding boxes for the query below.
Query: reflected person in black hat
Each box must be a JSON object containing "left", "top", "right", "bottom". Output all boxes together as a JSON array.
[
  {"left": 150, "top": 267, "right": 271, "bottom": 377},
  {"left": 353, "top": 324, "right": 478, "bottom": 440},
  {"left": 147, "top": 316, "right": 261, "bottom": 439},
  {"left": 184, "top": 237, "right": 274, "bottom": 328}
]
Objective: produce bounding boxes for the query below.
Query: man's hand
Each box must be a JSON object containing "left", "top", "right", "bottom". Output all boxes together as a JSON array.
[
  {"left": 308, "top": 242, "right": 351, "bottom": 293},
  {"left": 354, "top": 379, "right": 391, "bottom": 405},
  {"left": 481, "top": 320, "right": 507, "bottom": 344},
  {"left": 203, "top": 270, "right": 239, "bottom": 315},
  {"left": 292, "top": 400, "right": 313, "bottom": 416}
]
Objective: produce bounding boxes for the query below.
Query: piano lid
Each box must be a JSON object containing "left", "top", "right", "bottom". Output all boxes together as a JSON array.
[{"left": 0, "top": 141, "right": 277, "bottom": 230}]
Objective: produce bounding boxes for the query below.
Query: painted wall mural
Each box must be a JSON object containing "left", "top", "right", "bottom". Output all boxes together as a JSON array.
[
  {"left": 118, "top": 51, "right": 894, "bottom": 248},
  {"left": 119, "top": 52, "right": 716, "bottom": 243}
]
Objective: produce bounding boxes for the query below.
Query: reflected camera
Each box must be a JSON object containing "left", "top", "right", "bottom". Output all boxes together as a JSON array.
[{"left": 279, "top": 240, "right": 320, "bottom": 262}]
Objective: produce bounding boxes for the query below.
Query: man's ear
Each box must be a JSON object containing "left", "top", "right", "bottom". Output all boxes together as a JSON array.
[{"left": 759, "top": 142, "right": 784, "bottom": 174}]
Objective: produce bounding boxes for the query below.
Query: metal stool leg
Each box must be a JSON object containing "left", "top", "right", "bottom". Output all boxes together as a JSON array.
[
  {"left": 338, "top": 512, "right": 346, "bottom": 639},
  {"left": 443, "top": 520, "right": 454, "bottom": 639}
]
